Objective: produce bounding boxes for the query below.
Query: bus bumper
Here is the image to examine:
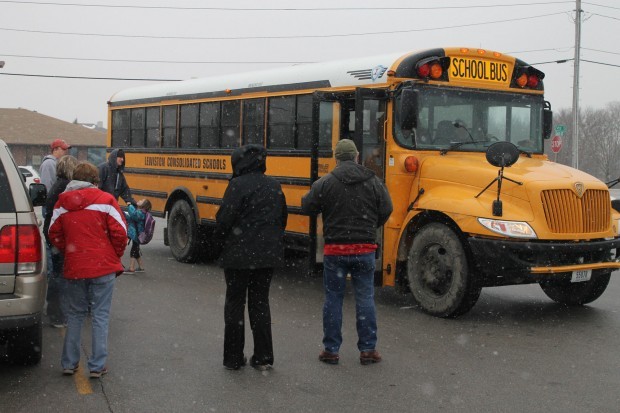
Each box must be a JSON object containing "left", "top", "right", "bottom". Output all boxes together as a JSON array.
[{"left": 467, "top": 236, "right": 620, "bottom": 286}]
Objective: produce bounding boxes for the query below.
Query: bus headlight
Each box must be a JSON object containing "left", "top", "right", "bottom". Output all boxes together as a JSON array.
[{"left": 478, "top": 218, "right": 537, "bottom": 239}]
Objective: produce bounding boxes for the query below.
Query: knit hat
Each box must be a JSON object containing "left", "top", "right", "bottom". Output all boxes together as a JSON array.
[{"left": 334, "top": 139, "right": 358, "bottom": 161}]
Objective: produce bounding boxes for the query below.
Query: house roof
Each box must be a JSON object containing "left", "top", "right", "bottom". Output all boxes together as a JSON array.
[{"left": 0, "top": 108, "right": 106, "bottom": 147}]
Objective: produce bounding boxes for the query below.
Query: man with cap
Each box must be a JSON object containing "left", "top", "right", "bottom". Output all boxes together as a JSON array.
[
  {"left": 39, "top": 138, "right": 72, "bottom": 327},
  {"left": 40, "top": 138, "right": 71, "bottom": 192},
  {"left": 301, "top": 138, "right": 393, "bottom": 366}
]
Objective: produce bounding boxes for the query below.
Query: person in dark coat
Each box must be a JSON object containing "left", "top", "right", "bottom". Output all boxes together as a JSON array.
[
  {"left": 42, "top": 154, "right": 79, "bottom": 328},
  {"left": 215, "top": 144, "right": 288, "bottom": 371},
  {"left": 97, "top": 148, "right": 136, "bottom": 207},
  {"left": 301, "top": 139, "right": 393, "bottom": 366}
]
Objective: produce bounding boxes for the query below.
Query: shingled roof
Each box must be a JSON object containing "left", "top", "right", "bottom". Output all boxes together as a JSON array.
[{"left": 0, "top": 108, "right": 106, "bottom": 147}]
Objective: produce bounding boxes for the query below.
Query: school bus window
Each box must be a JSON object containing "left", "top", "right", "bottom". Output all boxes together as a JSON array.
[
  {"left": 243, "top": 98, "right": 265, "bottom": 146},
  {"left": 112, "top": 109, "right": 130, "bottom": 147},
  {"left": 180, "top": 104, "right": 200, "bottom": 149},
  {"left": 162, "top": 105, "right": 178, "bottom": 148},
  {"left": 296, "top": 94, "right": 313, "bottom": 149},
  {"left": 318, "top": 101, "right": 333, "bottom": 149},
  {"left": 221, "top": 100, "right": 240, "bottom": 149},
  {"left": 267, "top": 95, "right": 295, "bottom": 149},
  {"left": 199, "top": 102, "right": 220, "bottom": 148},
  {"left": 146, "top": 107, "right": 160, "bottom": 148},
  {"left": 130, "top": 108, "right": 146, "bottom": 147}
]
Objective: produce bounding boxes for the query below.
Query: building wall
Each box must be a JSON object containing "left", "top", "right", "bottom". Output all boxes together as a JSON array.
[{"left": 8, "top": 144, "right": 106, "bottom": 169}]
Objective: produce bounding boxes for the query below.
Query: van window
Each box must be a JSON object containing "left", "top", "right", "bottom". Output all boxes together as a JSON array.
[{"left": 0, "top": 162, "right": 16, "bottom": 213}]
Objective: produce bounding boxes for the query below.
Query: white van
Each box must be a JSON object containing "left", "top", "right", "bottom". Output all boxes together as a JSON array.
[{"left": 0, "top": 139, "right": 47, "bottom": 364}]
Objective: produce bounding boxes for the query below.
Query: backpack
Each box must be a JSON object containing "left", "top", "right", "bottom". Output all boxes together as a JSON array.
[{"left": 138, "top": 212, "right": 155, "bottom": 245}]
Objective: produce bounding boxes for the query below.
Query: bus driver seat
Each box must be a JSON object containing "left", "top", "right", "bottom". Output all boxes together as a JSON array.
[{"left": 434, "top": 120, "right": 456, "bottom": 145}]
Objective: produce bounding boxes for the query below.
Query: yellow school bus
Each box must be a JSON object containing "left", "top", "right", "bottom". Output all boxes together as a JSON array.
[{"left": 107, "top": 47, "right": 620, "bottom": 317}]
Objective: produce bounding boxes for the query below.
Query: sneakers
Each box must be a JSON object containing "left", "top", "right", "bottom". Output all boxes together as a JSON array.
[
  {"left": 360, "top": 350, "right": 382, "bottom": 365},
  {"left": 135, "top": 267, "right": 145, "bottom": 273},
  {"left": 51, "top": 323, "right": 66, "bottom": 329},
  {"left": 62, "top": 365, "right": 79, "bottom": 376},
  {"left": 124, "top": 269, "right": 135, "bottom": 274},
  {"left": 318, "top": 350, "right": 339, "bottom": 365},
  {"left": 89, "top": 367, "right": 108, "bottom": 378},
  {"left": 250, "top": 356, "right": 272, "bottom": 371},
  {"left": 224, "top": 357, "right": 247, "bottom": 370}
]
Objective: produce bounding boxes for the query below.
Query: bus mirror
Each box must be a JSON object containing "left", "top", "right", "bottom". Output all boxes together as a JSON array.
[
  {"left": 486, "top": 141, "right": 520, "bottom": 168},
  {"left": 543, "top": 105, "right": 553, "bottom": 140},
  {"left": 399, "top": 88, "right": 418, "bottom": 130}
]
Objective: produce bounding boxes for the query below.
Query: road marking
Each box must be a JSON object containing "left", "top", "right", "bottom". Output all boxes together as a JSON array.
[
  {"left": 59, "top": 328, "right": 93, "bottom": 394},
  {"left": 74, "top": 365, "right": 93, "bottom": 395}
]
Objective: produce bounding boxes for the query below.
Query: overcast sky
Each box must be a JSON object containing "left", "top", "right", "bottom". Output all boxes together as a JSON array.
[{"left": 0, "top": 0, "right": 618, "bottom": 126}]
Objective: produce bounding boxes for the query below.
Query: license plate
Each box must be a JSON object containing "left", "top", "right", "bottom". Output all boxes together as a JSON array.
[{"left": 571, "top": 269, "right": 592, "bottom": 283}]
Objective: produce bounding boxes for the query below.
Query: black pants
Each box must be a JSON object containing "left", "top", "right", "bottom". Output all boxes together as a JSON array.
[
  {"left": 129, "top": 240, "right": 141, "bottom": 259},
  {"left": 223, "top": 268, "right": 274, "bottom": 368}
]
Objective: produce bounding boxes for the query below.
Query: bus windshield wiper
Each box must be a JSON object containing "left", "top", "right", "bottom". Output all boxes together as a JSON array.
[{"left": 439, "top": 140, "right": 490, "bottom": 155}]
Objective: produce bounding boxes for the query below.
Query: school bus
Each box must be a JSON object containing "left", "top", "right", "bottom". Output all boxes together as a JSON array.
[{"left": 107, "top": 47, "right": 620, "bottom": 317}]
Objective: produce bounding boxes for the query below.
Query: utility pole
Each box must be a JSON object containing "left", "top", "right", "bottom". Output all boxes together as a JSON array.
[{"left": 572, "top": 0, "right": 582, "bottom": 169}]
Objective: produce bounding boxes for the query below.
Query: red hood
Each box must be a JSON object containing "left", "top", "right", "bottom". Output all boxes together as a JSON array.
[{"left": 57, "top": 187, "right": 108, "bottom": 211}]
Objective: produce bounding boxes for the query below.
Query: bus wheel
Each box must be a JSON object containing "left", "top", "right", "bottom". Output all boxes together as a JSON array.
[
  {"left": 168, "top": 200, "right": 199, "bottom": 263},
  {"left": 407, "top": 223, "right": 481, "bottom": 318},
  {"left": 539, "top": 270, "right": 611, "bottom": 305}
]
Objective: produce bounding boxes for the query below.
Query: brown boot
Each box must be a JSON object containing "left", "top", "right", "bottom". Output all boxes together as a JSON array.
[
  {"left": 360, "top": 350, "right": 382, "bottom": 365},
  {"left": 319, "top": 350, "right": 339, "bottom": 365}
]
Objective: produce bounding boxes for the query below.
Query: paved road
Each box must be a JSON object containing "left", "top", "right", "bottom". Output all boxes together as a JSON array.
[{"left": 2, "top": 219, "right": 620, "bottom": 412}]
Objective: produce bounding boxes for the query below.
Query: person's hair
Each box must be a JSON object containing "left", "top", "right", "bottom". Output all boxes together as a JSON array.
[
  {"left": 56, "top": 155, "right": 79, "bottom": 180},
  {"left": 72, "top": 162, "right": 100, "bottom": 184},
  {"left": 141, "top": 199, "right": 152, "bottom": 212}
]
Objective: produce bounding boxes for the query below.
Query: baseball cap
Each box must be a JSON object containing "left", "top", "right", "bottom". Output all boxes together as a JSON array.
[
  {"left": 51, "top": 138, "right": 71, "bottom": 150},
  {"left": 334, "top": 139, "right": 358, "bottom": 161}
]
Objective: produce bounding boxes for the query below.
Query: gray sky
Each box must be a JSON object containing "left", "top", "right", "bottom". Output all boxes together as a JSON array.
[{"left": 0, "top": 0, "right": 618, "bottom": 126}]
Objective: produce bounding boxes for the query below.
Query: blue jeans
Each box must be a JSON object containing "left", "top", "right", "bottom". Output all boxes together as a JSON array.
[
  {"left": 61, "top": 273, "right": 115, "bottom": 372},
  {"left": 322, "top": 253, "right": 378, "bottom": 353}
]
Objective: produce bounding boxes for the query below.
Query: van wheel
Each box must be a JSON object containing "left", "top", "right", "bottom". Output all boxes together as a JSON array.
[
  {"left": 7, "top": 323, "right": 42, "bottom": 365},
  {"left": 539, "top": 270, "right": 611, "bottom": 305},
  {"left": 168, "top": 200, "right": 199, "bottom": 263},
  {"left": 407, "top": 223, "right": 481, "bottom": 318}
]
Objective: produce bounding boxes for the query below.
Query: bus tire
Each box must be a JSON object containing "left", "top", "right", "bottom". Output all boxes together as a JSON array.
[
  {"left": 539, "top": 270, "right": 611, "bottom": 305},
  {"left": 7, "top": 323, "right": 42, "bottom": 365},
  {"left": 168, "top": 200, "right": 200, "bottom": 263},
  {"left": 407, "top": 223, "right": 481, "bottom": 318}
]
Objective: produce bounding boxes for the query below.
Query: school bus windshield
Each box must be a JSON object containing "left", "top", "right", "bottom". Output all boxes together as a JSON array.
[{"left": 395, "top": 86, "right": 545, "bottom": 153}]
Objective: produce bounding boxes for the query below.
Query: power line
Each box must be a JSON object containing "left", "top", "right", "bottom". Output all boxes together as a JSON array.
[
  {"left": 0, "top": 53, "right": 311, "bottom": 64},
  {"left": 2, "top": 57, "right": 618, "bottom": 82},
  {"left": 0, "top": 72, "right": 180, "bottom": 81},
  {"left": 583, "top": 2, "right": 620, "bottom": 11},
  {"left": 590, "top": 12, "right": 620, "bottom": 21},
  {"left": 0, "top": 12, "right": 568, "bottom": 40},
  {"left": 0, "top": 0, "right": 574, "bottom": 11},
  {"left": 530, "top": 58, "right": 620, "bottom": 68},
  {"left": 582, "top": 59, "right": 620, "bottom": 68},
  {"left": 507, "top": 47, "right": 573, "bottom": 54},
  {"left": 582, "top": 47, "right": 620, "bottom": 56}
]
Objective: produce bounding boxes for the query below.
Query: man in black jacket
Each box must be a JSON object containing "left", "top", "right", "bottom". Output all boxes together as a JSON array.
[
  {"left": 98, "top": 148, "right": 136, "bottom": 207},
  {"left": 215, "top": 144, "right": 288, "bottom": 371},
  {"left": 302, "top": 139, "right": 393, "bottom": 366}
]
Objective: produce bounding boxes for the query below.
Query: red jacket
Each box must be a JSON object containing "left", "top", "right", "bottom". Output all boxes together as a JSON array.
[{"left": 49, "top": 182, "right": 128, "bottom": 279}]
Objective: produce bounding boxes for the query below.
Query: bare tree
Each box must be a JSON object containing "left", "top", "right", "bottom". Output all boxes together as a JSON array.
[
  {"left": 549, "top": 103, "right": 620, "bottom": 182},
  {"left": 580, "top": 103, "right": 620, "bottom": 182}
]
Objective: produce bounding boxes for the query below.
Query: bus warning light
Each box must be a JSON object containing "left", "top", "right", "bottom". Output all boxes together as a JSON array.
[
  {"left": 416, "top": 64, "right": 431, "bottom": 78},
  {"left": 404, "top": 156, "right": 419, "bottom": 174},
  {"left": 527, "top": 75, "right": 539, "bottom": 88},
  {"left": 516, "top": 73, "right": 528, "bottom": 88},
  {"left": 430, "top": 63, "right": 443, "bottom": 79}
]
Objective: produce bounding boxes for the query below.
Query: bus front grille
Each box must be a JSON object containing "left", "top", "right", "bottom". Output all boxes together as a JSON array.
[{"left": 541, "top": 189, "right": 610, "bottom": 233}]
